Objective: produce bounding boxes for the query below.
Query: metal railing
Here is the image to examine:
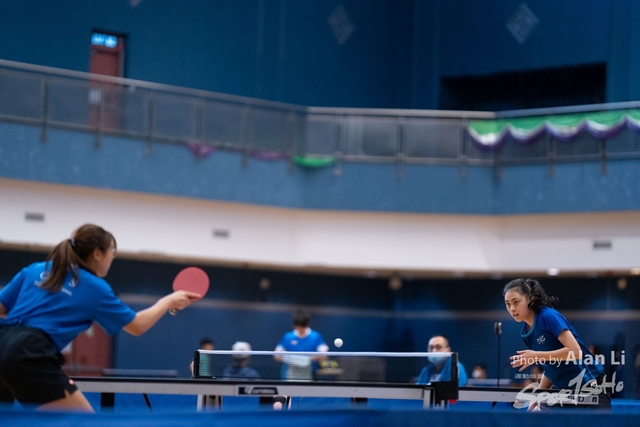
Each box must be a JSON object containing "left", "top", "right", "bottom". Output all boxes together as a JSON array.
[
  {"left": 304, "top": 107, "right": 492, "bottom": 169},
  {"left": 0, "top": 59, "right": 306, "bottom": 161},
  {"left": 2, "top": 58, "right": 640, "bottom": 175}
]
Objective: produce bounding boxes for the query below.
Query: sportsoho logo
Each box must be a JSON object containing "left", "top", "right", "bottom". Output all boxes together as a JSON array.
[
  {"left": 512, "top": 351, "right": 625, "bottom": 409},
  {"left": 513, "top": 369, "right": 623, "bottom": 409}
]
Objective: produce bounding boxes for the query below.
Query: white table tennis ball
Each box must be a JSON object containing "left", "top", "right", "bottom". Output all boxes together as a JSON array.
[
  {"left": 273, "top": 401, "right": 283, "bottom": 410},
  {"left": 334, "top": 338, "right": 343, "bottom": 348}
]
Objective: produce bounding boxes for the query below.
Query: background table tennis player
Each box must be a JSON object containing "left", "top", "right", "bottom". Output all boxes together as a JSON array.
[{"left": 170, "top": 267, "right": 209, "bottom": 315}]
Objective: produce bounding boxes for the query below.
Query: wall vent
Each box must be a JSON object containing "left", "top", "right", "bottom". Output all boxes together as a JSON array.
[
  {"left": 212, "top": 229, "right": 229, "bottom": 238},
  {"left": 592, "top": 240, "right": 612, "bottom": 250},
  {"left": 25, "top": 212, "right": 45, "bottom": 222}
]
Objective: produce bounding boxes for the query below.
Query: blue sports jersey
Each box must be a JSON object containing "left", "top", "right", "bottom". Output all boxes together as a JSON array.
[
  {"left": 521, "top": 307, "right": 603, "bottom": 389},
  {"left": 0, "top": 262, "right": 136, "bottom": 352},
  {"left": 416, "top": 359, "right": 468, "bottom": 387},
  {"left": 275, "top": 329, "right": 328, "bottom": 379},
  {"left": 276, "top": 329, "right": 327, "bottom": 352}
]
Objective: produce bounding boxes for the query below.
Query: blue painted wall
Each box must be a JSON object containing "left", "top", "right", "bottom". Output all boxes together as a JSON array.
[
  {"left": 3, "top": 122, "right": 640, "bottom": 214},
  {"left": 438, "top": 1, "right": 610, "bottom": 77},
  {"left": 0, "top": 0, "right": 413, "bottom": 108},
  {"left": 4, "top": 0, "right": 640, "bottom": 108}
]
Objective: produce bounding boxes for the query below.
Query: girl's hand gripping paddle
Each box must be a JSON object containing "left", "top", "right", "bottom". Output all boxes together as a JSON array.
[{"left": 169, "top": 267, "right": 209, "bottom": 315}]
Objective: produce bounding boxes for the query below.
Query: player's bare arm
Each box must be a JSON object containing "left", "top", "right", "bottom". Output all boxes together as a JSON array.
[{"left": 123, "top": 291, "right": 199, "bottom": 336}]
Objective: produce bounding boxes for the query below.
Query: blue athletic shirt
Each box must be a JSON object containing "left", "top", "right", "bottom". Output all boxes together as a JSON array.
[
  {"left": 416, "top": 359, "right": 468, "bottom": 387},
  {"left": 0, "top": 262, "right": 136, "bottom": 352},
  {"left": 275, "top": 329, "right": 328, "bottom": 379},
  {"left": 521, "top": 306, "right": 603, "bottom": 389}
]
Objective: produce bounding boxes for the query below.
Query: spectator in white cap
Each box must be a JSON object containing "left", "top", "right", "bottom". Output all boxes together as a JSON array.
[{"left": 222, "top": 342, "right": 260, "bottom": 380}]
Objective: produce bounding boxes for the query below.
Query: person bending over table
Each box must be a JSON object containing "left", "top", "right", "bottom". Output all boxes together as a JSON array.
[{"left": 504, "top": 278, "right": 610, "bottom": 412}]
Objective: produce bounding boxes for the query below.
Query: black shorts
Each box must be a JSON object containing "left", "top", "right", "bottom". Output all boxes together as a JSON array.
[
  {"left": 0, "top": 326, "right": 78, "bottom": 405},
  {"left": 588, "top": 373, "right": 613, "bottom": 412}
]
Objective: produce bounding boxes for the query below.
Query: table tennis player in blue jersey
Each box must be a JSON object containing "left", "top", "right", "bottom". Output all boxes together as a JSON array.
[
  {"left": 416, "top": 335, "right": 468, "bottom": 387},
  {"left": 0, "top": 224, "right": 201, "bottom": 412},
  {"left": 274, "top": 307, "right": 329, "bottom": 380},
  {"left": 504, "top": 278, "right": 611, "bottom": 412}
]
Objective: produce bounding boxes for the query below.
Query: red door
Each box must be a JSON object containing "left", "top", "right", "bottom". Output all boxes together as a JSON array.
[
  {"left": 89, "top": 32, "right": 125, "bottom": 130},
  {"left": 63, "top": 323, "right": 112, "bottom": 377}
]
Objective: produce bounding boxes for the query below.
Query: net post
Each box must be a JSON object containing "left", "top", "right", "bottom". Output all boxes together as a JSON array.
[
  {"left": 451, "top": 352, "right": 458, "bottom": 386},
  {"left": 193, "top": 350, "right": 200, "bottom": 378},
  {"left": 427, "top": 352, "right": 459, "bottom": 408}
]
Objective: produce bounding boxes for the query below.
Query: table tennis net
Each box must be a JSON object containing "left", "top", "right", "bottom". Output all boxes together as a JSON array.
[{"left": 194, "top": 350, "right": 459, "bottom": 386}]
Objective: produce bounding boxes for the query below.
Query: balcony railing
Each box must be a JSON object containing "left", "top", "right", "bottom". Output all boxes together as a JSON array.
[{"left": 2, "top": 58, "right": 640, "bottom": 176}]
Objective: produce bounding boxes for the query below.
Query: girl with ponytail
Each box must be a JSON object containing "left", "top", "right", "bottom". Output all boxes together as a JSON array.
[{"left": 0, "top": 224, "right": 201, "bottom": 411}]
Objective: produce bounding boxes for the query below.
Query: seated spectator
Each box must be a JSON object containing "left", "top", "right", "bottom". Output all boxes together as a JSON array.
[
  {"left": 190, "top": 337, "right": 215, "bottom": 376},
  {"left": 417, "top": 335, "right": 468, "bottom": 386},
  {"left": 471, "top": 363, "right": 488, "bottom": 380},
  {"left": 222, "top": 341, "right": 260, "bottom": 380},
  {"left": 200, "top": 337, "right": 215, "bottom": 351}
]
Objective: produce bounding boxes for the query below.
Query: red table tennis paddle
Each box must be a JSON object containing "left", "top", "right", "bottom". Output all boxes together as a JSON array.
[{"left": 169, "top": 266, "right": 209, "bottom": 315}]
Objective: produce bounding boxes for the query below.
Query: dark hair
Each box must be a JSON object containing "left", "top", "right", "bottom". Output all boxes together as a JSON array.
[
  {"left": 292, "top": 307, "right": 310, "bottom": 327},
  {"left": 503, "top": 278, "right": 558, "bottom": 312},
  {"left": 200, "top": 338, "right": 214, "bottom": 348},
  {"left": 41, "top": 224, "right": 116, "bottom": 292},
  {"left": 429, "top": 334, "right": 450, "bottom": 347}
]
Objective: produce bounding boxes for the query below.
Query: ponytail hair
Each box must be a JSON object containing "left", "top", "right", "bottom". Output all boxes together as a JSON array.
[
  {"left": 40, "top": 224, "right": 116, "bottom": 292},
  {"left": 503, "top": 278, "right": 558, "bottom": 312}
]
